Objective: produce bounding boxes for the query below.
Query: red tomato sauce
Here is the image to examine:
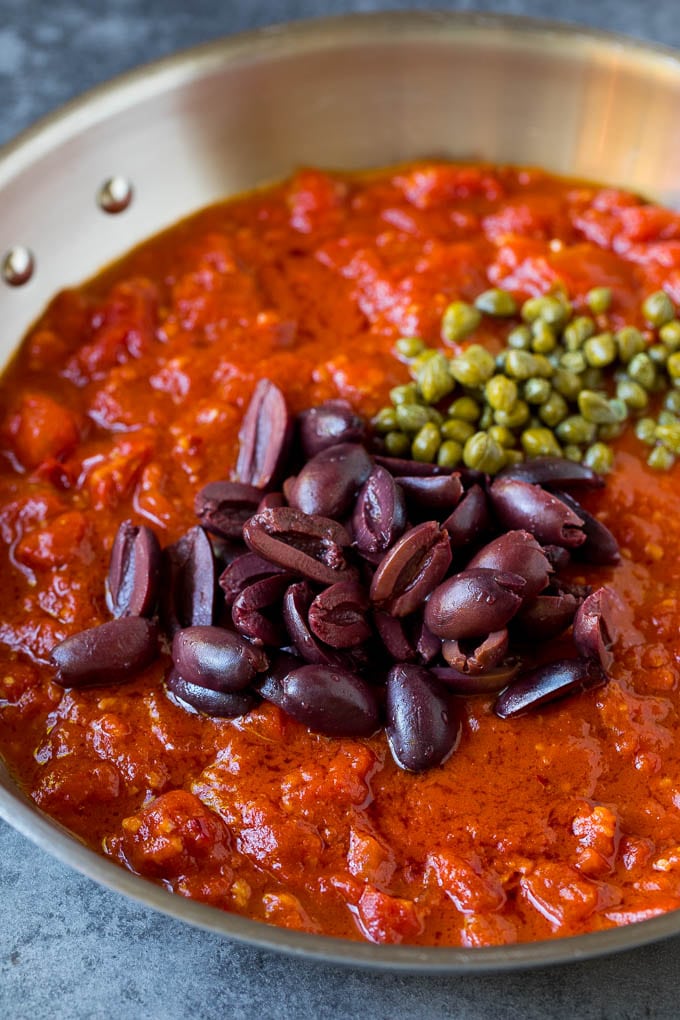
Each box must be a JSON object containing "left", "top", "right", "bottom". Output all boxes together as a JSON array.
[{"left": 2, "top": 163, "right": 680, "bottom": 945}]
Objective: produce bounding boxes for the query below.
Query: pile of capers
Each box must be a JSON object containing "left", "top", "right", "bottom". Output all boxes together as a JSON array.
[{"left": 372, "top": 285, "right": 680, "bottom": 474}]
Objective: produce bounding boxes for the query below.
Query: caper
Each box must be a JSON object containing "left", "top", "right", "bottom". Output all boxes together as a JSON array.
[
  {"left": 667, "top": 351, "right": 680, "bottom": 380},
  {"left": 441, "top": 418, "right": 475, "bottom": 443},
  {"left": 538, "top": 391, "right": 569, "bottom": 427},
  {"left": 448, "top": 396, "right": 481, "bottom": 422},
  {"left": 583, "top": 442, "right": 614, "bottom": 473},
  {"left": 390, "top": 382, "right": 419, "bottom": 406},
  {"left": 524, "top": 377, "right": 552, "bottom": 405},
  {"left": 578, "top": 390, "right": 624, "bottom": 425},
  {"left": 664, "top": 390, "right": 680, "bottom": 414},
  {"left": 463, "top": 432, "right": 506, "bottom": 473},
  {"left": 659, "top": 320, "right": 680, "bottom": 350},
  {"left": 522, "top": 294, "right": 570, "bottom": 327},
  {"left": 642, "top": 290, "right": 675, "bottom": 327},
  {"left": 449, "top": 344, "right": 496, "bottom": 387},
  {"left": 648, "top": 343, "right": 669, "bottom": 367},
  {"left": 441, "top": 301, "right": 482, "bottom": 344},
  {"left": 616, "top": 326, "right": 645, "bottom": 363},
  {"left": 384, "top": 431, "right": 411, "bottom": 457},
  {"left": 556, "top": 415, "right": 597, "bottom": 445},
  {"left": 586, "top": 287, "right": 612, "bottom": 315},
  {"left": 372, "top": 407, "right": 399, "bottom": 433},
  {"left": 494, "top": 400, "right": 530, "bottom": 430},
  {"left": 656, "top": 422, "right": 680, "bottom": 454},
  {"left": 657, "top": 410, "right": 677, "bottom": 427},
  {"left": 583, "top": 332, "right": 616, "bottom": 367},
  {"left": 488, "top": 425, "right": 516, "bottom": 448},
  {"left": 530, "top": 354, "right": 554, "bottom": 379},
  {"left": 475, "top": 288, "right": 518, "bottom": 317},
  {"left": 507, "top": 325, "right": 532, "bottom": 350},
  {"left": 648, "top": 445, "right": 675, "bottom": 471},
  {"left": 626, "top": 352, "right": 656, "bottom": 391},
  {"left": 616, "top": 378, "right": 649, "bottom": 411},
  {"left": 416, "top": 352, "right": 455, "bottom": 404},
  {"left": 521, "top": 427, "right": 562, "bottom": 458},
  {"left": 395, "top": 403, "right": 433, "bottom": 433},
  {"left": 411, "top": 422, "right": 441, "bottom": 462},
  {"left": 598, "top": 422, "right": 625, "bottom": 441},
  {"left": 560, "top": 350, "right": 587, "bottom": 374},
  {"left": 395, "top": 337, "right": 425, "bottom": 359},
  {"left": 479, "top": 406, "right": 494, "bottom": 430},
  {"left": 635, "top": 418, "right": 657, "bottom": 445},
  {"left": 505, "top": 349, "right": 540, "bottom": 381},
  {"left": 531, "top": 320, "right": 558, "bottom": 354},
  {"left": 503, "top": 449, "right": 524, "bottom": 467},
  {"left": 437, "top": 439, "right": 463, "bottom": 468},
  {"left": 563, "top": 316, "right": 595, "bottom": 351},
  {"left": 581, "top": 367, "right": 604, "bottom": 390},
  {"left": 485, "top": 374, "right": 518, "bottom": 412},
  {"left": 563, "top": 444, "right": 583, "bottom": 463},
  {"left": 552, "top": 368, "right": 582, "bottom": 400}
]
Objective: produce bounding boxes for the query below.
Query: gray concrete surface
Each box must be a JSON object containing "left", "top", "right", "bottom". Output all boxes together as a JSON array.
[{"left": 2, "top": 1, "right": 680, "bottom": 1017}]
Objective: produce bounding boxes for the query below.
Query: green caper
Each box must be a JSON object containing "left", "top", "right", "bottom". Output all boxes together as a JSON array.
[
  {"left": 494, "top": 400, "right": 530, "bottom": 430},
  {"left": 524, "top": 377, "right": 552, "bottom": 405},
  {"left": 479, "top": 406, "right": 494, "bottom": 430},
  {"left": 616, "top": 378, "right": 649, "bottom": 411},
  {"left": 463, "top": 432, "right": 506, "bottom": 473},
  {"left": 642, "top": 290, "right": 675, "bottom": 327},
  {"left": 503, "top": 449, "right": 524, "bottom": 467},
  {"left": 437, "top": 439, "right": 463, "bottom": 468},
  {"left": 648, "top": 343, "right": 669, "bottom": 367},
  {"left": 616, "top": 326, "right": 645, "bottom": 363},
  {"left": 659, "top": 320, "right": 680, "bottom": 350},
  {"left": 448, "top": 396, "right": 480, "bottom": 422},
  {"left": 656, "top": 422, "right": 680, "bottom": 454},
  {"left": 416, "top": 352, "right": 455, "bottom": 404},
  {"left": 395, "top": 403, "right": 433, "bottom": 433},
  {"left": 657, "top": 410, "right": 677, "bottom": 426},
  {"left": 583, "top": 442, "right": 614, "bottom": 473},
  {"left": 578, "top": 390, "right": 624, "bottom": 425},
  {"left": 552, "top": 368, "right": 583, "bottom": 400},
  {"left": 598, "top": 422, "right": 625, "bottom": 441},
  {"left": 626, "top": 352, "right": 656, "bottom": 391},
  {"left": 485, "top": 374, "right": 518, "bottom": 412},
  {"left": 530, "top": 354, "right": 554, "bottom": 379},
  {"left": 521, "top": 427, "right": 562, "bottom": 458},
  {"left": 505, "top": 349, "right": 540, "bottom": 380},
  {"left": 583, "top": 332, "right": 616, "bottom": 367},
  {"left": 449, "top": 344, "right": 496, "bottom": 387},
  {"left": 556, "top": 415, "right": 597, "bottom": 445},
  {"left": 372, "top": 407, "right": 399, "bottom": 433},
  {"left": 560, "top": 350, "right": 587, "bottom": 374},
  {"left": 411, "top": 422, "right": 442, "bottom": 462},
  {"left": 648, "top": 445, "right": 675, "bottom": 470},
  {"left": 667, "top": 351, "right": 680, "bottom": 379},
  {"left": 586, "top": 287, "right": 612, "bottom": 315},
  {"left": 441, "top": 301, "right": 482, "bottom": 344},
  {"left": 531, "top": 320, "right": 558, "bottom": 354},
  {"left": 488, "top": 425, "right": 516, "bottom": 448},
  {"left": 664, "top": 390, "right": 680, "bottom": 414},
  {"left": 384, "top": 431, "right": 411, "bottom": 457},
  {"left": 475, "top": 288, "right": 518, "bottom": 317},
  {"left": 390, "top": 382, "right": 419, "bottom": 405},
  {"left": 522, "top": 294, "right": 570, "bottom": 327},
  {"left": 441, "top": 418, "right": 475, "bottom": 444},
  {"left": 581, "top": 367, "right": 604, "bottom": 390},
  {"left": 538, "top": 391, "right": 569, "bottom": 427},
  {"left": 395, "top": 336, "right": 425, "bottom": 359},
  {"left": 507, "top": 325, "right": 532, "bottom": 350},
  {"left": 635, "top": 417, "right": 657, "bottom": 445},
  {"left": 563, "top": 444, "right": 584, "bottom": 463},
  {"left": 563, "top": 316, "right": 595, "bottom": 351}
]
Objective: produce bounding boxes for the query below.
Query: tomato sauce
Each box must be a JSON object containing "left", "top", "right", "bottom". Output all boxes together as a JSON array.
[{"left": 2, "top": 162, "right": 680, "bottom": 945}]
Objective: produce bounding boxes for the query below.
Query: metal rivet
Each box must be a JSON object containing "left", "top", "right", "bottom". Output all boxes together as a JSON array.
[
  {"left": 98, "top": 176, "right": 133, "bottom": 214},
  {"left": 2, "top": 246, "right": 35, "bottom": 287}
]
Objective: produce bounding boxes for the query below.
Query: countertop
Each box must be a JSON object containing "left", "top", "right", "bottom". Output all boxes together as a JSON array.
[{"left": 2, "top": 1, "right": 680, "bottom": 1017}]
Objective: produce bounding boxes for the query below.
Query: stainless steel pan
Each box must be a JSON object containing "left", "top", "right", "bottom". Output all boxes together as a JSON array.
[{"left": 2, "top": 11, "right": 680, "bottom": 971}]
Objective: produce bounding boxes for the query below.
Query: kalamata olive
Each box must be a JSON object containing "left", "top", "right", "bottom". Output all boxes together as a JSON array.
[
  {"left": 288, "top": 442, "right": 372, "bottom": 519},
  {"left": 231, "top": 574, "right": 291, "bottom": 645},
  {"left": 370, "top": 521, "right": 452, "bottom": 617},
  {"left": 513, "top": 593, "right": 579, "bottom": 641},
  {"left": 298, "top": 399, "right": 366, "bottom": 457},
  {"left": 494, "top": 657, "right": 605, "bottom": 718},
  {"left": 218, "top": 552, "right": 287, "bottom": 606},
  {"left": 416, "top": 619, "right": 441, "bottom": 665},
  {"left": 51, "top": 618, "right": 158, "bottom": 687},
  {"left": 385, "top": 664, "right": 461, "bottom": 772},
  {"left": 396, "top": 474, "right": 463, "bottom": 516},
  {"left": 283, "top": 581, "right": 347, "bottom": 667},
  {"left": 555, "top": 490, "right": 620, "bottom": 566},
  {"left": 257, "top": 492, "right": 287, "bottom": 512},
  {"left": 495, "top": 456, "right": 604, "bottom": 491},
  {"left": 235, "top": 378, "right": 292, "bottom": 489},
  {"left": 279, "top": 663, "right": 379, "bottom": 737},
  {"left": 160, "top": 526, "right": 216, "bottom": 636},
  {"left": 442, "top": 484, "right": 491, "bottom": 551},
  {"left": 425, "top": 569, "right": 525, "bottom": 640},
  {"left": 542, "top": 544, "right": 571, "bottom": 572},
  {"left": 171, "top": 625, "right": 267, "bottom": 692},
  {"left": 488, "top": 477, "right": 586, "bottom": 548},
  {"left": 431, "top": 662, "right": 520, "bottom": 694},
  {"left": 352, "top": 465, "right": 407, "bottom": 560},
  {"left": 442, "top": 629, "right": 509, "bottom": 675},
  {"left": 468, "top": 530, "right": 552, "bottom": 601},
  {"left": 308, "top": 580, "right": 372, "bottom": 649},
  {"left": 106, "top": 519, "right": 161, "bottom": 618},
  {"left": 374, "top": 456, "right": 455, "bottom": 478},
  {"left": 254, "top": 651, "right": 302, "bottom": 710},
  {"left": 194, "top": 481, "right": 261, "bottom": 540},
  {"left": 167, "top": 669, "right": 257, "bottom": 718},
  {"left": 374, "top": 612, "right": 417, "bottom": 662},
  {"left": 243, "top": 507, "right": 354, "bottom": 586},
  {"left": 573, "top": 586, "right": 619, "bottom": 672}
]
